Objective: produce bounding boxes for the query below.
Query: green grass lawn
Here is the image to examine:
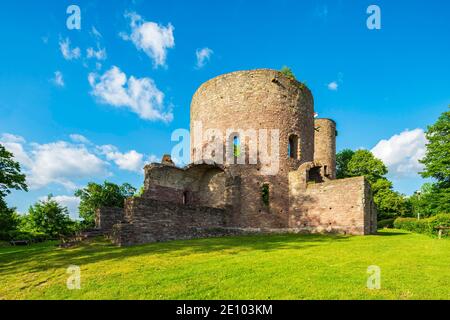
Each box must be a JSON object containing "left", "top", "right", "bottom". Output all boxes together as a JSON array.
[{"left": 0, "top": 229, "right": 449, "bottom": 300}]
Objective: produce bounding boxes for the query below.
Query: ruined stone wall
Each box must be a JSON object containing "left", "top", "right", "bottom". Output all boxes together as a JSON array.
[
  {"left": 190, "top": 69, "right": 315, "bottom": 228},
  {"left": 314, "top": 119, "right": 336, "bottom": 179},
  {"left": 111, "top": 197, "right": 229, "bottom": 246},
  {"left": 143, "top": 163, "right": 229, "bottom": 209},
  {"left": 95, "top": 207, "right": 124, "bottom": 232},
  {"left": 289, "top": 176, "right": 377, "bottom": 235}
]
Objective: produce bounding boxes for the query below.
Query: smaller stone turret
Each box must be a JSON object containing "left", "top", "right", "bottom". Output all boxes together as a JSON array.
[{"left": 314, "top": 119, "right": 336, "bottom": 179}]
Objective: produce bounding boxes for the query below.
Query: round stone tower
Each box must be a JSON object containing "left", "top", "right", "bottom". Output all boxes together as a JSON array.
[
  {"left": 313, "top": 118, "right": 336, "bottom": 179},
  {"left": 190, "top": 69, "right": 315, "bottom": 228}
]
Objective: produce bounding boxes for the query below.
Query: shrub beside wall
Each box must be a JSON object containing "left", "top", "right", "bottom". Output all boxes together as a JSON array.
[
  {"left": 378, "top": 218, "right": 395, "bottom": 229},
  {"left": 394, "top": 214, "right": 450, "bottom": 237}
]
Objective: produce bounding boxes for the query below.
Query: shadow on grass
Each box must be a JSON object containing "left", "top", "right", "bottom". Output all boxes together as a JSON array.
[
  {"left": 374, "top": 231, "right": 409, "bottom": 236},
  {"left": 0, "top": 233, "right": 351, "bottom": 275}
]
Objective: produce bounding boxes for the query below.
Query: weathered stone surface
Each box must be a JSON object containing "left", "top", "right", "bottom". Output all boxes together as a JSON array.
[
  {"left": 314, "top": 119, "right": 336, "bottom": 180},
  {"left": 111, "top": 197, "right": 229, "bottom": 246},
  {"left": 190, "top": 69, "right": 315, "bottom": 228},
  {"left": 95, "top": 207, "right": 124, "bottom": 232},
  {"left": 289, "top": 176, "right": 377, "bottom": 235}
]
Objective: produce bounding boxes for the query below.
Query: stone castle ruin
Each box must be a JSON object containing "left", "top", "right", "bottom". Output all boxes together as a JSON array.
[{"left": 96, "top": 69, "right": 377, "bottom": 246}]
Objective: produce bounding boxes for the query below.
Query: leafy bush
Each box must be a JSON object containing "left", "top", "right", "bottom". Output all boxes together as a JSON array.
[
  {"left": 18, "top": 196, "right": 77, "bottom": 241},
  {"left": 280, "top": 66, "right": 296, "bottom": 80},
  {"left": 394, "top": 214, "right": 450, "bottom": 237},
  {"left": 378, "top": 218, "right": 395, "bottom": 229},
  {"left": 9, "top": 230, "right": 47, "bottom": 242},
  {"left": 75, "top": 182, "right": 136, "bottom": 228},
  {"left": 426, "top": 214, "right": 450, "bottom": 234}
]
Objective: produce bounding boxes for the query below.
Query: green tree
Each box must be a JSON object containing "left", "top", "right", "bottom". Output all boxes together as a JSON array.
[
  {"left": 374, "top": 188, "right": 409, "bottom": 218},
  {"left": 336, "top": 149, "right": 355, "bottom": 179},
  {"left": 280, "top": 66, "right": 296, "bottom": 80},
  {"left": 24, "top": 196, "right": 74, "bottom": 239},
  {"left": 409, "top": 183, "right": 450, "bottom": 217},
  {"left": 135, "top": 186, "right": 145, "bottom": 197},
  {"left": 420, "top": 107, "right": 450, "bottom": 183},
  {"left": 0, "top": 198, "right": 20, "bottom": 240},
  {"left": 0, "top": 144, "right": 28, "bottom": 239},
  {"left": 408, "top": 184, "right": 434, "bottom": 218},
  {"left": 346, "top": 150, "right": 388, "bottom": 184},
  {"left": 416, "top": 107, "right": 450, "bottom": 215},
  {"left": 0, "top": 144, "right": 28, "bottom": 198},
  {"left": 75, "top": 182, "right": 136, "bottom": 227},
  {"left": 336, "top": 149, "right": 409, "bottom": 218}
]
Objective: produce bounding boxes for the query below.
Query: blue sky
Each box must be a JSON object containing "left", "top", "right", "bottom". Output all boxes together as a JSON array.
[{"left": 1, "top": 0, "right": 449, "bottom": 218}]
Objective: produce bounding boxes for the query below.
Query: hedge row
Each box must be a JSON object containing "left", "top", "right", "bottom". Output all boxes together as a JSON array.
[
  {"left": 378, "top": 218, "right": 395, "bottom": 229},
  {"left": 394, "top": 214, "right": 450, "bottom": 237},
  {"left": 0, "top": 230, "right": 48, "bottom": 243}
]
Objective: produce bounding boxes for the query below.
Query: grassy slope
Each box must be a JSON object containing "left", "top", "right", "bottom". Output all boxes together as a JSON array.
[{"left": 0, "top": 230, "right": 449, "bottom": 300}]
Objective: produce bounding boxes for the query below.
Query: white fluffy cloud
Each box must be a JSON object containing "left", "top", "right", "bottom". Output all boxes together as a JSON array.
[
  {"left": 70, "top": 134, "right": 91, "bottom": 144},
  {"left": 196, "top": 47, "right": 213, "bottom": 68},
  {"left": 0, "top": 134, "right": 108, "bottom": 190},
  {"left": 120, "top": 12, "right": 175, "bottom": 68},
  {"left": 27, "top": 142, "right": 108, "bottom": 190},
  {"left": 88, "top": 66, "right": 173, "bottom": 122},
  {"left": 59, "top": 37, "right": 81, "bottom": 60},
  {"left": 327, "top": 81, "right": 338, "bottom": 91},
  {"left": 40, "top": 195, "right": 81, "bottom": 220},
  {"left": 98, "top": 145, "right": 146, "bottom": 173},
  {"left": 1, "top": 133, "right": 159, "bottom": 190},
  {"left": 52, "top": 71, "right": 65, "bottom": 87},
  {"left": 371, "top": 129, "right": 427, "bottom": 177},
  {"left": 0, "top": 134, "right": 32, "bottom": 168}
]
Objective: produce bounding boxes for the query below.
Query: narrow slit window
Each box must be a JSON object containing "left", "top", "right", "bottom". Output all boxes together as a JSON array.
[
  {"left": 261, "top": 183, "right": 270, "bottom": 206},
  {"left": 183, "top": 191, "right": 188, "bottom": 205},
  {"left": 233, "top": 135, "right": 240, "bottom": 164},
  {"left": 288, "top": 135, "right": 299, "bottom": 159}
]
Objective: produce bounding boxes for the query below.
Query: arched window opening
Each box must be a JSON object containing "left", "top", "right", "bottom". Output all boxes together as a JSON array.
[
  {"left": 307, "top": 167, "right": 323, "bottom": 183},
  {"left": 233, "top": 135, "right": 241, "bottom": 164},
  {"left": 288, "top": 135, "right": 299, "bottom": 159}
]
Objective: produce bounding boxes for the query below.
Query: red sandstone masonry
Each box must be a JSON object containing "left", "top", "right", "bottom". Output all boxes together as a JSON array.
[
  {"left": 111, "top": 197, "right": 229, "bottom": 246},
  {"left": 289, "top": 176, "right": 377, "bottom": 235},
  {"left": 95, "top": 207, "right": 124, "bottom": 232}
]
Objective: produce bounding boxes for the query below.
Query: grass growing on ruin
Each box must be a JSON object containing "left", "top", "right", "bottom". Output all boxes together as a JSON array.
[{"left": 0, "top": 230, "right": 449, "bottom": 300}]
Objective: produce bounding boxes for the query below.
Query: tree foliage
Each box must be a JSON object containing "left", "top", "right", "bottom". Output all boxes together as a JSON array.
[
  {"left": 420, "top": 107, "right": 450, "bottom": 183},
  {"left": 75, "top": 182, "right": 136, "bottom": 227},
  {"left": 346, "top": 150, "right": 388, "bottom": 184},
  {"left": 21, "top": 196, "right": 74, "bottom": 239},
  {"left": 0, "top": 198, "right": 20, "bottom": 240},
  {"left": 0, "top": 144, "right": 27, "bottom": 198},
  {"left": 280, "top": 66, "right": 296, "bottom": 80},
  {"left": 336, "top": 149, "right": 354, "bottom": 179},
  {"left": 409, "top": 107, "right": 450, "bottom": 217},
  {"left": 0, "top": 144, "right": 28, "bottom": 240},
  {"left": 336, "top": 149, "right": 409, "bottom": 218}
]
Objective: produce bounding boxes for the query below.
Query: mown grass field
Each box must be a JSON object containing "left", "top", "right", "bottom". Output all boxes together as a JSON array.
[{"left": 0, "top": 229, "right": 449, "bottom": 300}]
